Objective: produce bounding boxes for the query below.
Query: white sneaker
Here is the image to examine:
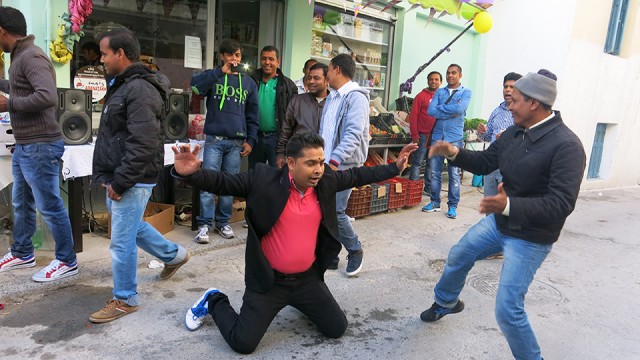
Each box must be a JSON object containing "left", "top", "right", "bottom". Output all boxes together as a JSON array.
[
  {"left": 215, "top": 225, "right": 234, "bottom": 239},
  {"left": 32, "top": 259, "right": 78, "bottom": 282},
  {"left": 185, "top": 288, "right": 219, "bottom": 331},
  {"left": 195, "top": 225, "right": 209, "bottom": 244},
  {"left": 348, "top": 216, "right": 356, "bottom": 222},
  {"left": 0, "top": 250, "right": 36, "bottom": 272}
]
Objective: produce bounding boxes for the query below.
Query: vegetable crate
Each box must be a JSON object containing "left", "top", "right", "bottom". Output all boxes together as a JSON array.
[
  {"left": 370, "top": 183, "right": 390, "bottom": 214},
  {"left": 346, "top": 186, "right": 373, "bottom": 218},
  {"left": 384, "top": 178, "right": 405, "bottom": 210},
  {"left": 399, "top": 178, "right": 424, "bottom": 207}
]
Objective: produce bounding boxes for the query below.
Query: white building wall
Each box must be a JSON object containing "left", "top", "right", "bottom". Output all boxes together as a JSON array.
[{"left": 482, "top": 0, "right": 640, "bottom": 189}]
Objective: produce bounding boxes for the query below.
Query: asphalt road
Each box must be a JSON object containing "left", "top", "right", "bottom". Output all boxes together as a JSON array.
[{"left": 1, "top": 184, "right": 639, "bottom": 359}]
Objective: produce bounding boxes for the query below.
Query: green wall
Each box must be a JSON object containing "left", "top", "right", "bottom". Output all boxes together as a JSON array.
[
  {"left": 282, "top": 0, "right": 314, "bottom": 79},
  {"left": 4, "top": 0, "right": 71, "bottom": 88},
  {"left": 390, "top": 7, "right": 485, "bottom": 117}
]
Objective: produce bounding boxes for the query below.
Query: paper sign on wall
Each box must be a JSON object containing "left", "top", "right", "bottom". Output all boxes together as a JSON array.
[{"left": 184, "top": 36, "right": 203, "bottom": 69}]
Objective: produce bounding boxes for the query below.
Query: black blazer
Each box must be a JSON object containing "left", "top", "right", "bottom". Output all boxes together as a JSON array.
[{"left": 176, "top": 162, "right": 400, "bottom": 293}]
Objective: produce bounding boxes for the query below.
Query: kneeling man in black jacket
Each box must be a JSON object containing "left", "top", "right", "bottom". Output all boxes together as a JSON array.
[{"left": 172, "top": 133, "right": 416, "bottom": 354}]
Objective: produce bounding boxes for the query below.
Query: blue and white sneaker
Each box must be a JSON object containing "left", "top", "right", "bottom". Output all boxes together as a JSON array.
[
  {"left": 185, "top": 288, "right": 219, "bottom": 331},
  {"left": 446, "top": 206, "right": 457, "bottom": 219},
  {"left": 31, "top": 259, "right": 78, "bottom": 282},
  {"left": 0, "top": 251, "right": 36, "bottom": 272},
  {"left": 421, "top": 202, "right": 441, "bottom": 212}
]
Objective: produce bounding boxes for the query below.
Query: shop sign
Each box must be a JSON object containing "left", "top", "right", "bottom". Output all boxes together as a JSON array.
[{"left": 74, "top": 66, "right": 108, "bottom": 102}]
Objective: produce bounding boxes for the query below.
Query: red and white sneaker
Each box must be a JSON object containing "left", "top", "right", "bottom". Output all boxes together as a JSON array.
[
  {"left": 0, "top": 251, "right": 36, "bottom": 272},
  {"left": 31, "top": 259, "right": 79, "bottom": 282}
]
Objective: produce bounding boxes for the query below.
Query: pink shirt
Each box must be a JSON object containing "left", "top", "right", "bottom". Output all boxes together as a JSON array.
[{"left": 261, "top": 174, "right": 322, "bottom": 274}]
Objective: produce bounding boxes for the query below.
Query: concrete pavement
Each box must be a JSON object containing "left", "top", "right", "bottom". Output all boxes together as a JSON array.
[{"left": 1, "top": 183, "right": 639, "bottom": 359}]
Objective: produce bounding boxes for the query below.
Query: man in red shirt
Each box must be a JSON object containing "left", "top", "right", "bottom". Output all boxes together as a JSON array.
[
  {"left": 172, "top": 133, "right": 416, "bottom": 354},
  {"left": 408, "top": 71, "right": 442, "bottom": 195}
]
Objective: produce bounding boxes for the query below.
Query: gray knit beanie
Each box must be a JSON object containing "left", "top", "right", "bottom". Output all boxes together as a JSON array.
[{"left": 514, "top": 69, "right": 558, "bottom": 107}]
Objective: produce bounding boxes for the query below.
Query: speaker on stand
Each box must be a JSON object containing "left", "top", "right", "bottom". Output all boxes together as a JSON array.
[
  {"left": 57, "top": 88, "right": 93, "bottom": 145},
  {"left": 163, "top": 92, "right": 189, "bottom": 141}
]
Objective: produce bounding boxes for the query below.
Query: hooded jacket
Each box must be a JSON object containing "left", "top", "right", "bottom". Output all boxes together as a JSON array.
[
  {"left": 92, "top": 63, "right": 170, "bottom": 195},
  {"left": 191, "top": 67, "right": 259, "bottom": 146}
]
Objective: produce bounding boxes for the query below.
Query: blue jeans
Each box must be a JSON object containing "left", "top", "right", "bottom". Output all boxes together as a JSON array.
[
  {"left": 107, "top": 186, "right": 184, "bottom": 306},
  {"left": 483, "top": 169, "right": 503, "bottom": 197},
  {"left": 10, "top": 140, "right": 75, "bottom": 263},
  {"left": 434, "top": 215, "right": 552, "bottom": 360},
  {"left": 248, "top": 132, "right": 277, "bottom": 169},
  {"left": 409, "top": 133, "right": 431, "bottom": 193},
  {"left": 198, "top": 135, "right": 242, "bottom": 228},
  {"left": 335, "top": 188, "right": 362, "bottom": 254},
  {"left": 429, "top": 140, "right": 462, "bottom": 207}
]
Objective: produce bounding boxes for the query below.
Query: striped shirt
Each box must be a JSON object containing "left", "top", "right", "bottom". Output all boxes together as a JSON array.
[{"left": 480, "top": 101, "right": 514, "bottom": 143}]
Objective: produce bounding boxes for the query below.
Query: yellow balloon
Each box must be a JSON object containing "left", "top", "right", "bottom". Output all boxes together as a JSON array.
[{"left": 473, "top": 11, "right": 493, "bottom": 34}]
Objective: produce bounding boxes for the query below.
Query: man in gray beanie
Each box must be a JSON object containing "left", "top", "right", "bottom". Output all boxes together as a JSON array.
[{"left": 419, "top": 69, "right": 586, "bottom": 360}]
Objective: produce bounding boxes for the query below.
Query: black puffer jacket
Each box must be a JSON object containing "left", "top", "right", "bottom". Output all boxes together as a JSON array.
[{"left": 92, "top": 63, "right": 170, "bottom": 195}]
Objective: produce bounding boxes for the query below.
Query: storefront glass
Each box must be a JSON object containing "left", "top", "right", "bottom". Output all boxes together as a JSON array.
[
  {"left": 75, "top": 0, "right": 208, "bottom": 90},
  {"left": 214, "top": 0, "right": 284, "bottom": 73}
]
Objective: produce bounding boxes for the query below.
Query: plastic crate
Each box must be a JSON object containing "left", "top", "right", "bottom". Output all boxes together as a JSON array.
[
  {"left": 370, "top": 134, "right": 391, "bottom": 145},
  {"left": 399, "top": 178, "right": 424, "bottom": 207},
  {"left": 384, "top": 178, "right": 405, "bottom": 210},
  {"left": 370, "top": 183, "right": 390, "bottom": 214},
  {"left": 346, "top": 186, "right": 373, "bottom": 218}
]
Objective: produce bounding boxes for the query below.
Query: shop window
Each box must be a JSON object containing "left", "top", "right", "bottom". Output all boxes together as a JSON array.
[
  {"left": 604, "top": 0, "right": 629, "bottom": 55},
  {"left": 73, "top": 0, "right": 208, "bottom": 90},
  {"left": 310, "top": 1, "right": 394, "bottom": 106},
  {"left": 214, "top": 0, "right": 284, "bottom": 72}
]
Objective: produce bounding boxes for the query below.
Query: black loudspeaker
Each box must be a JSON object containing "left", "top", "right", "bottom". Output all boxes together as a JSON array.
[
  {"left": 164, "top": 93, "right": 189, "bottom": 141},
  {"left": 57, "top": 88, "right": 92, "bottom": 145}
]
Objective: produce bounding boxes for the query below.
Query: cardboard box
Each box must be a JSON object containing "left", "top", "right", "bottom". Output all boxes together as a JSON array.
[
  {"left": 229, "top": 200, "right": 246, "bottom": 224},
  {"left": 108, "top": 202, "right": 175, "bottom": 238}
]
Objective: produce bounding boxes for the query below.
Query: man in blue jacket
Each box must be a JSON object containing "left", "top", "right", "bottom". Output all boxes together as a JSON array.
[
  {"left": 423, "top": 64, "right": 472, "bottom": 219},
  {"left": 421, "top": 70, "right": 586, "bottom": 360},
  {"left": 191, "top": 39, "right": 259, "bottom": 243}
]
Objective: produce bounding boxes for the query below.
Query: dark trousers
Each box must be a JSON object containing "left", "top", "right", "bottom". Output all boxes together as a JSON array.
[
  {"left": 248, "top": 132, "right": 278, "bottom": 169},
  {"left": 207, "top": 269, "right": 348, "bottom": 354}
]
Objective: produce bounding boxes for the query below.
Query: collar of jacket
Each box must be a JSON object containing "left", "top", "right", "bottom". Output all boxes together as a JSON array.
[
  {"left": 514, "top": 111, "right": 563, "bottom": 143},
  {"left": 10, "top": 34, "right": 35, "bottom": 59},
  {"left": 252, "top": 67, "right": 284, "bottom": 83}
]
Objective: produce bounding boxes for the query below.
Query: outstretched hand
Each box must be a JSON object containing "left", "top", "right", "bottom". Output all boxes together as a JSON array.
[
  {"left": 479, "top": 182, "right": 508, "bottom": 214},
  {"left": 172, "top": 144, "right": 202, "bottom": 176},
  {"left": 428, "top": 141, "right": 458, "bottom": 159},
  {"left": 395, "top": 143, "right": 419, "bottom": 173}
]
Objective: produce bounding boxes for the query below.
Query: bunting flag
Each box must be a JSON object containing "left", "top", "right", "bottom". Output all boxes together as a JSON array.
[
  {"left": 381, "top": 0, "right": 402, "bottom": 13},
  {"left": 162, "top": 0, "right": 177, "bottom": 17},
  {"left": 353, "top": 0, "right": 362, "bottom": 17},
  {"left": 188, "top": 1, "right": 200, "bottom": 21},
  {"left": 405, "top": 3, "right": 421, "bottom": 13},
  {"left": 362, "top": 0, "right": 377, "bottom": 10}
]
